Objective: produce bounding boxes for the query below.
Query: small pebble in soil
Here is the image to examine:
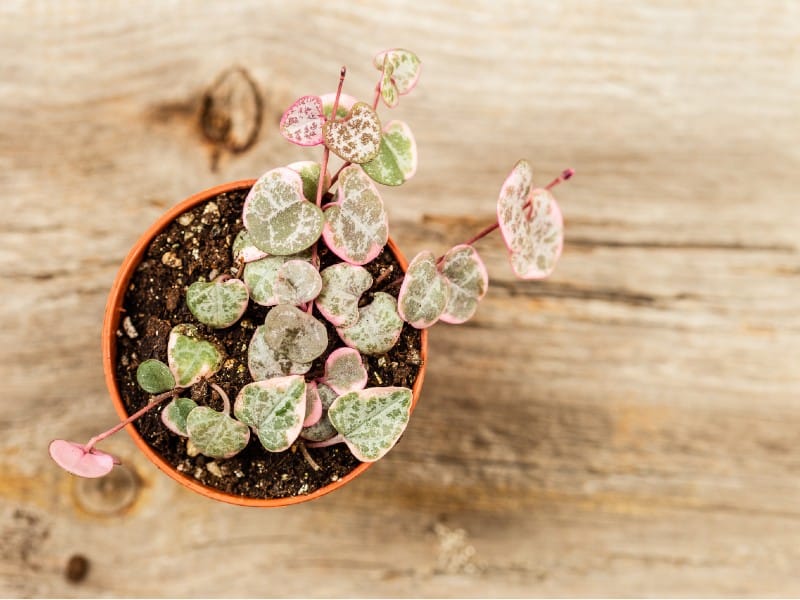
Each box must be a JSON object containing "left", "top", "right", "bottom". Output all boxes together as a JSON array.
[
  {"left": 177, "top": 213, "right": 195, "bottom": 226},
  {"left": 122, "top": 316, "right": 138, "bottom": 339},
  {"left": 161, "top": 252, "right": 182, "bottom": 268},
  {"left": 207, "top": 462, "right": 223, "bottom": 478},
  {"left": 64, "top": 554, "right": 90, "bottom": 583}
]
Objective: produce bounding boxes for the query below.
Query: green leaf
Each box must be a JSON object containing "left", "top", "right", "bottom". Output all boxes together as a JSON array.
[
  {"left": 323, "top": 347, "right": 367, "bottom": 395},
  {"left": 322, "top": 102, "right": 382, "bottom": 164},
  {"left": 233, "top": 376, "right": 306, "bottom": 452},
  {"left": 243, "top": 167, "right": 324, "bottom": 255},
  {"left": 328, "top": 387, "right": 413, "bottom": 462},
  {"left": 439, "top": 244, "right": 489, "bottom": 324},
  {"left": 263, "top": 305, "right": 328, "bottom": 364},
  {"left": 397, "top": 250, "right": 449, "bottom": 329},
  {"left": 287, "top": 161, "right": 329, "bottom": 203},
  {"left": 301, "top": 383, "right": 340, "bottom": 442},
  {"left": 136, "top": 359, "right": 175, "bottom": 394},
  {"left": 336, "top": 292, "right": 403, "bottom": 355},
  {"left": 186, "top": 278, "right": 249, "bottom": 329},
  {"left": 362, "top": 120, "right": 418, "bottom": 186},
  {"left": 322, "top": 166, "right": 388, "bottom": 265},
  {"left": 273, "top": 260, "right": 323, "bottom": 306},
  {"left": 320, "top": 92, "right": 357, "bottom": 119},
  {"left": 185, "top": 406, "right": 250, "bottom": 459},
  {"left": 167, "top": 324, "right": 225, "bottom": 387},
  {"left": 497, "top": 160, "right": 565, "bottom": 279},
  {"left": 161, "top": 397, "right": 198, "bottom": 437},
  {"left": 315, "top": 263, "right": 373, "bottom": 327},
  {"left": 248, "top": 324, "right": 311, "bottom": 380}
]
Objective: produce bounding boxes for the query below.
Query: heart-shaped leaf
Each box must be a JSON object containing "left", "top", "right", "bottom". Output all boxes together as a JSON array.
[
  {"left": 48, "top": 440, "right": 119, "bottom": 478},
  {"left": 301, "top": 383, "right": 340, "bottom": 442},
  {"left": 303, "top": 381, "right": 323, "bottom": 427},
  {"left": 273, "top": 260, "right": 323, "bottom": 306},
  {"left": 497, "top": 160, "right": 565, "bottom": 279},
  {"left": 373, "top": 49, "right": 421, "bottom": 107},
  {"left": 167, "top": 324, "right": 225, "bottom": 387},
  {"left": 161, "top": 397, "right": 198, "bottom": 437},
  {"left": 233, "top": 376, "right": 306, "bottom": 452},
  {"left": 232, "top": 230, "right": 268, "bottom": 264},
  {"left": 323, "top": 347, "right": 368, "bottom": 395},
  {"left": 243, "top": 252, "right": 311, "bottom": 306},
  {"left": 328, "top": 387, "right": 413, "bottom": 462},
  {"left": 322, "top": 166, "right": 388, "bottom": 265},
  {"left": 315, "top": 263, "right": 373, "bottom": 327},
  {"left": 136, "top": 359, "right": 175, "bottom": 394},
  {"left": 322, "top": 102, "right": 382, "bottom": 164},
  {"left": 438, "top": 244, "right": 489, "bottom": 324},
  {"left": 397, "top": 250, "right": 449, "bottom": 329},
  {"left": 321, "top": 92, "right": 357, "bottom": 119},
  {"left": 248, "top": 324, "right": 311, "bottom": 380},
  {"left": 264, "top": 304, "right": 328, "bottom": 363},
  {"left": 287, "top": 161, "right": 330, "bottom": 203},
  {"left": 337, "top": 292, "right": 403, "bottom": 355},
  {"left": 186, "top": 278, "right": 249, "bottom": 329},
  {"left": 185, "top": 406, "right": 250, "bottom": 459},
  {"left": 243, "top": 167, "right": 324, "bottom": 256},
  {"left": 362, "top": 120, "right": 418, "bottom": 186},
  {"left": 279, "top": 95, "right": 324, "bottom": 146}
]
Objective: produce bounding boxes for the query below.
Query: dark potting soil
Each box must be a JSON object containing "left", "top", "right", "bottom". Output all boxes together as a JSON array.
[{"left": 114, "top": 188, "right": 423, "bottom": 499}]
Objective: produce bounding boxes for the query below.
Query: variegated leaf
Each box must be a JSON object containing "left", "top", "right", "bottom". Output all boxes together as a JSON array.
[
  {"left": 243, "top": 167, "right": 324, "bottom": 255},
  {"left": 186, "top": 278, "right": 249, "bottom": 329},
  {"left": 328, "top": 387, "right": 413, "bottom": 462},
  {"left": 322, "top": 166, "right": 388, "bottom": 265},
  {"left": 243, "top": 251, "right": 311, "bottom": 306},
  {"left": 362, "top": 120, "right": 417, "bottom": 186},
  {"left": 287, "top": 161, "right": 330, "bottom": 203},
  {"left": 232, "top": 230, "right": 268, "bottom": 264},
  {"left": 303, "top": 381, "right": 323, "bottom": 427},
  {"left": 264, "top": 304, "right": 328, "bottom": 364},
  {"left": 48, "top": 440, "right": 118, "bottom": 478},
  {"left": 315, "top": 263, "right": 373, "bottom": 327},
  {"left": 161, "top": 397, "right": 198, "bottom": 437},
  {"left": 167, "top": 324, "right": 224, "bottom": 387},
  {"left": 337, "top": 292, "right": 403, "bottom": 355},
  {"left": 274, "top": 259, "right": 323, "bottom": 306},
  {"left": 497, "top": 160, "right": 564, "bottom": 279},
  {"left": 233, "top": 376, "right": 306, "bottom": 452},
  {"left": 323, "top": 347, "right": 368, "bottom": 395},
  {"left": 248, "top": 324, "right": 311, "bottom": 380},
  {"left": 322, "top": 102, "right": 382, "bottom": 164},
  {"left": 321, "top": 92, "right": 357, "bottom": 119},
  {"left": 279, "top": 95, "right": 324, "bottom": 146},
  {"left": 373, "top": 48, "right": 421, "bottom": 106},
  {"left": 185, "top": 406, "right": 250, "bottom": 459},
  {"left": 300, "top": 383, "right": 339, "bottom": 442},
  {"left": 439, "top": 244, "right": 489, "bottom": 324},
  {"left": 136, "top": 359, "right": 175, "bottom": 394},
  {"left": 397, "top": 250, "right": 449, "bottom": 329},
  {"left": 379, "top": 59, "right": 398, "bottom": 108}
]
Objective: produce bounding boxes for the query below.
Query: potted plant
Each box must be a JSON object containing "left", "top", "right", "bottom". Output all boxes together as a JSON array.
[{"left": 49, "top": 49, "right": 573, "bottom": 506}]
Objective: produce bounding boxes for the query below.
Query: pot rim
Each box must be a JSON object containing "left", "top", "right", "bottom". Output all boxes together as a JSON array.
[{"left": 102, "top": 179, "right": 428, "bottom": 507}]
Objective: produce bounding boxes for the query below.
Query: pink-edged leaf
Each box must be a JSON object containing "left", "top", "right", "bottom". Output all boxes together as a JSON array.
[
  {"left": 233, "top": 376, "right": 306, "bottom": 452},
  {"left": 303, "top": 381, "right": 323, "bottom": 427},
  {"left": 362, "top": 120, "right": 417, "bottom": 186},
  {"left": 322, "top": 166, "right": 388, "bottom": 265},
  {"left": 248, "top": 324, "right": 311, "bottom": 380},
  {"left": 287, "top": 161, "right": 330, "bottom": 203},
  {"left": 167, "top": 324, "right": 225, "bottom": 387},
  {"left": 336, "top": 292, "right": 403, "bottom": 355},
  {"left": 279, "top": 95, "right": 324, "bottom": 146},
  {"left": 397, "top": 250, "right": 449, "bottom": 329},
  {"left": 322, "top": 102, "right": 382, "bottom": 164},
  {"left": 301, "top": 384, "right": 340, "bottom": 442},
  {"left": 323, "top": 347, "right": 368, "bottom": 395},
  {"left": 315, "top": 263, "right": 373, "bottom": 327},
  {"left": 497, "top": 160, "right": 564, "bottom": 279},
  {"left": 161, "top": 397, "right": 198, "bottom": 437},
  {"left": 373, "top": 49, "right": 421, "bottom": 106},
  {"left": 305, "top": 433, "right": 344, "bottom": 448},
  {"left": 48, "top": 440, "right": 118, "bottom": 478},
  {"left": 274, "top": 259, "right": 323, "bottom": 306},
  {"left": 243, "top": 167, "right": 324, "bottom": 256},
  {"left": 320, "top": 92, "right": 357, "bottom": 119},
  {"left": 438, "top": 244, "right": 489, "bottom": 324},
  {"left": 378, "top": 59, "right": 399, "bottom": 108},
  {"left": 243, "top": 252, "right": 311, "bottom": 307},
  {"left": 264, "top": 304, "right": 328, "bottom": 364},
  {"left": 233, "top": 230, "right": 268, "bottom": 263}
]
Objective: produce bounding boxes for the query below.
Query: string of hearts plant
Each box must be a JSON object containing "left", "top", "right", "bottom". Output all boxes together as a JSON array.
[{"left": 49, "top": 49, "right": 573, "bottom": 481}]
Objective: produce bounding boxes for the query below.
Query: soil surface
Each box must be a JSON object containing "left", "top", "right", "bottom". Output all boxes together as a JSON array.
[{"left": 114, "top": 188, "right": 423, "bottom": 499}]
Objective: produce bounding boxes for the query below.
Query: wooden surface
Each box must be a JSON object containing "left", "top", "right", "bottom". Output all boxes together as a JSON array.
[{"left": 2, "top": 1, "right": 799, "bottom": 597}]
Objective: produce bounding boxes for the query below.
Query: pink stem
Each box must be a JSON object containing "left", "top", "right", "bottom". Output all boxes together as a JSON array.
[
  {"left": 84, "top": 389, "right": 178, "bottom": 452},
  {"left": 209, "top": 382, "right": 231, "bottom": 415},
  {"left": 305, "top": 434, "right": 345, "bottom": 449}
]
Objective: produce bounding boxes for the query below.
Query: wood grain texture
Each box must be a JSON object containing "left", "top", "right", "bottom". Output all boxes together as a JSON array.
[{"left": 2, "top": 0, "right": 799, "bottom": 596}]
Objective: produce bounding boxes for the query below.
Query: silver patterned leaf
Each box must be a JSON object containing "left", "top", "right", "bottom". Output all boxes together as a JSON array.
[
  {"left": 336, "top": 292, "right": 403, "bottom": 355},
  {"left": 248, "top": 324, "right": 311, "bottom": 380},
  {"left": 397, "top": 250, "right": 449, "bottom": 329},
  {"left": 263, "top": 304, "right": 328, "bottom": 364},
  {"left": 315, "top": 262, "right": 373, "bottom": 327},
  {"left": 185, "top": 406, "right": 250, "bottom": 459},
  {"left": 186, "top": 278, "right": 249, "bottom": 329},
  {"left": 438, "top": 244, "right": 489, "bottom": 324},
  {"left": 322, "top": 102, "right": 382, "bottom": 164},
  {"left": 233, "top": 376, "right": 306, "bottom": 452},
  {"left": 323, "top": 347, "right": 368, "bottom": 395},
  {"left": 167, "top": 324, "right": 225, "bottom": 388},
  {"left": 136, "top": 359, "right": 175, "bottom": 394},
  {"left": 160, "top": 397, "right": 198, "bottom": 437},
  {"left": 273, "top": 259, "right": 323, "bottom": 306}
]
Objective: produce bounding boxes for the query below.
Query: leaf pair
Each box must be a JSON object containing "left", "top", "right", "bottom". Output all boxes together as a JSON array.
[
  {"left": 243, "top": 253, "right": 321, "bottom": 307},
  {"left": 374, "top": 49, "right": 421, "bottom": 108}
]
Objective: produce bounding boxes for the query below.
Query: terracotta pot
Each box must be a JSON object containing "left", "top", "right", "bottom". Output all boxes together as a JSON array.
[{"left": 102, "top": 179, "right": 427, "bottom": 507}]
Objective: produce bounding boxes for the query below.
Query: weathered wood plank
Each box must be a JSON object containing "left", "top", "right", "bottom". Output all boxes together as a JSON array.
[{"left": 1, "top": 0, "right": 800, "bottom": 597}]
